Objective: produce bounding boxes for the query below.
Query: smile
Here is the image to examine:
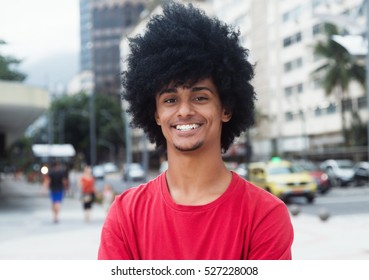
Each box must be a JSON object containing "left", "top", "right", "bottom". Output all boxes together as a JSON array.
[{"left": 175, "top": 124, "right": 201, "bottom": 131}]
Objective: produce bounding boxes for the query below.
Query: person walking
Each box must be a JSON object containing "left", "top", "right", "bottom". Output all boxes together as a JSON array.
[
  {"left": 102, "top": 183, "right": 115, "bottom": 214},
  {"left": 98, "top": 2, "right": 294, "bottom": 260},
  {"left": 79, "top": 166, "right": 96, "bottom": 223},
  {"left": 44, "top": 161, "right": 68, "bottom": 223}
]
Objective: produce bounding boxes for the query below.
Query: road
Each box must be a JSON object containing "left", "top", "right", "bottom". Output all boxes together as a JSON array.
[{"left": 288, "top": 185, "right": 369, "bottom": 217}]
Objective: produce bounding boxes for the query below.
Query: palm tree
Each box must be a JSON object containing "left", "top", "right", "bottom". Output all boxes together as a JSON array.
[{"left": 312, "top": 23, "right": 365, "bottom": 146}]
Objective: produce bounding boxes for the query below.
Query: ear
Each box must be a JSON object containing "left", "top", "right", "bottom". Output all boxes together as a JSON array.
[
  {"left": 155, "top": 111, "right": 161, "bottom": 126},
  {"left": 222, "top": 108, "right": 232, "bottom": 123}
]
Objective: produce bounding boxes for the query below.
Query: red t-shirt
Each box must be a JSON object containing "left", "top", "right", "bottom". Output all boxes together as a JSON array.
[
  {"left": 98, "top": 172, "right": 294, "bottom": 260},
  {"left": 80, "top": 176, "right": 95, "bottom": 194}
]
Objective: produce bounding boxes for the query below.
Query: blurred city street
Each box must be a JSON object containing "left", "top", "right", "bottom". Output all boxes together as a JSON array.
[{"left": 0, "top": 173, "right": 368, "bottom": 260}]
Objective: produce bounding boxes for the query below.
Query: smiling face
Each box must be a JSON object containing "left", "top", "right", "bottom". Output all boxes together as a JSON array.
[{"left": 155, "top": 78, "right": 231, "bottom": 153}]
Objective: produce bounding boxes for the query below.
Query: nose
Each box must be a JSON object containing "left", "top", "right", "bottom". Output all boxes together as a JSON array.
[{"left": 177, "top": 99, "right": 195, "bottom": 117}]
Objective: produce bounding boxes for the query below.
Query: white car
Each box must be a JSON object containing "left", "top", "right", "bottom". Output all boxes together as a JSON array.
[
  {"left": 123, "top": 163, "right": 145, "bottom": 182},
  {"left": 320, "top": 159, "right": 354, "bottom": 187},
  {"left": 102, "top": 162, "right": 119, "bottom": 173},
  {"left": 92, "top": 165, "right": 105, "bottom": 179}
]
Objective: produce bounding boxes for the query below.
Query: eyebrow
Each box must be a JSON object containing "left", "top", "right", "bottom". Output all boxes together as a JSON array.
[
  {"left": 191, "top": 86, "right": 214, "bottom": 94},
  {"left": 158, "top": 86, "right": 214, "bottom": 96}
]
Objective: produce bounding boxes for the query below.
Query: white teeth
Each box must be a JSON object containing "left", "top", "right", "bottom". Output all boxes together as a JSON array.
[{"left": 176, "top": 124, "right": 200, "bottom": 131}]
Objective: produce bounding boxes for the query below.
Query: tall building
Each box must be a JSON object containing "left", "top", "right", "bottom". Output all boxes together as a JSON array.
[
  {"left": 214, "top": 0, "right": 366, "bottom": 161},
  {"left": 79, "top": 0, "right": 95, "bottom": 73},
  {"left": 79, "top": 0, "right": 147, "bottom": 96}
]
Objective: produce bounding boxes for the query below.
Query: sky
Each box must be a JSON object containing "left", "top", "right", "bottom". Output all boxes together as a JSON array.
[{"left": 0, "top": 0, "right": 80, "bottom": 88}]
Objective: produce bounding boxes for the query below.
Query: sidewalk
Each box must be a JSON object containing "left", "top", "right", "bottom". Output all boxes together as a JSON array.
[
  {"left": 0, "top": 177, "right": 105, "bottom": 259},
  {"left": 291, "top": 212, "right": 369, "bottom": 259},
  {"left": 0, "top": 176, "right": 369, "bottom": 260}
]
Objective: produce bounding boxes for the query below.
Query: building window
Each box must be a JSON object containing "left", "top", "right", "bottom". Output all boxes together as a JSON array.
[
  {"left": 284, "top": 62, "right": 292, "bottom": 72},
  {"left": 312, "top": 23, "right": 324, "bottom": 36},
  {"left": 283, "top": 37, "right": 292, "bottom": 47},
  {"left": 284, "top": 86, "right": 293, "bottom": 97},
  {"left": 358, "top": 96, "right": 367, "bottom": 109},
  {"left": 342, "top": 99, "right": 353, "bottom": 112},
  {"left": 285, "top": 112, "right": 294, "bottom": 121},
  {"left": 314, "top": 107, "right": 322, "bottom": 117},
  {"left": 297, "top": 83, "right": 303, "bottom": 93},
  {"left": 327, "top": 103, "right": 337, "bottom": 114},
  {"left": 283, "top": 6, "right": 302, "bottom": 23},
  {"left": 284, "top": 83, "right": 304, "bottom": 97},
  {"left": 283, "top": 32, "right": 302, "bottom": 48},
  {"left": 284, "top": 57, "right": 303, "bottom": 72},
  {"left": 312, "top": 77, "right": 322, "bottom": 89}
]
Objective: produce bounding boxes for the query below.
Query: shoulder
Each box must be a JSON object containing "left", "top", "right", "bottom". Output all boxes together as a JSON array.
[
  {"left": 232, "top": 172, "right": 284, "bottom": 207},
  {"left": 230, "top": 172, "right": 290, "bottom": 223},
  {"left": 114, "top": 173, "right": 163, "bottom": 211}
]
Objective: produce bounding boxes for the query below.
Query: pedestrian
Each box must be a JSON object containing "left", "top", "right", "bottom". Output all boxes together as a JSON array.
[
  {"left": 102, "top": 183, "right": 115, "bottom": 214},
  {"left": 98, "top": 2, "right": 294, "bottom": 260},
  {"left": 44, "top": 161, "right": 68, "bottom": 223},
  {"left": 79, "top": 165, "right": 96, "bottom": 223}
]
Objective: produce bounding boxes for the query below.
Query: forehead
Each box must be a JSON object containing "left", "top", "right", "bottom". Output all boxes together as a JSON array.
[{"left": 158, "top": 77, "right": 217, "bottom": 93}]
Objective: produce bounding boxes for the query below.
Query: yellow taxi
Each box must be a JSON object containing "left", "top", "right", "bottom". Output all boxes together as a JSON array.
[{"left": 247, "top": 158, "right": 317, "bottom": 203}]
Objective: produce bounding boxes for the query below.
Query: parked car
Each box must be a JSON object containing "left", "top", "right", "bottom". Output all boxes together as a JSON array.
[
  {"left": 123, "top": 163, "right": 145, "bottom": 182},
  {"left": 235, "top": 163, "right": 248, "bottom": 179},
  {"left": 92, "top": 165, "right": 105, "bottom": 180},
  {"left": 293, "top": 160, "right": 331, "bottom": 194},
  {"left": 319, "top": 159, "right": 355, "bottom": 187},
  {"left": 102, "top": 162, "right": 119, "bottom": 174},
  {"left": 248, "top": 158, "right": 317, "bottom": 203},
  {"left": 353, "top": 161, "right": 369, "bottom": 186}
]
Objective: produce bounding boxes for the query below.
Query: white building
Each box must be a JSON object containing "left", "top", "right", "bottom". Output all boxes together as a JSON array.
[
  {"left": 213, "top": 0, "right": 367, "bottom": 161},
  {"left": 67, "top": 70, "right": 95, "bottom": 95}
]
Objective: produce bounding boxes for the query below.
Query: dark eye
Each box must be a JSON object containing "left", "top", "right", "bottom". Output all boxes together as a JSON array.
[
  {"left": 164, "top": 98, "right": 176, "bottom": 103},
  {"left": 194, "top": 96, "right": 208, "bottom": 102}
]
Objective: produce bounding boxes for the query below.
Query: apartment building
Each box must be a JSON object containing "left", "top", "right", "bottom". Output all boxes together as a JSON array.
[{"left": 214, "top": 0, "right": 366, "bottom": 161}]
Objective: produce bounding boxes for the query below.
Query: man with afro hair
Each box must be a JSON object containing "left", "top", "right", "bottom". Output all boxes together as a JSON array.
[{"left": 98, "top": 2, "right": 293, "bottom": 260}]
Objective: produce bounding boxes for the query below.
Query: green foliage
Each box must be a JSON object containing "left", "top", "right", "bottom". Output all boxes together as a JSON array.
[
  {"left": 0, "top": 40, "right": 27, "bottom": 81},
  {"left": 348, "top": 111, "right": 367, "bottom": 147},
  {"left": 5, "top": 136, "right": 34, "bottom": 172},
  {"left": 50, "top": 92, "right": 125, "bottom": 163},
  {"left": 312, "top": 23, "right": 365, "bottom": 95},
  {"left": 311, "top": 23, "right": 366, "bottom": 145}
]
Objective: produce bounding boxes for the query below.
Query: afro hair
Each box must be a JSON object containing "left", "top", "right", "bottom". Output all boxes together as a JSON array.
[{"left": 122, "top": 1, "right": 256, "bottom": 152}]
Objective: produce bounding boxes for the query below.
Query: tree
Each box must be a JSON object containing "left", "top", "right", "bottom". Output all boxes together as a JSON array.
[
  {"left": 49, "top": 92, "right": 125, "bottom": 164},
  {"left": 0, "top": 40, "right": 27, "bottom": 81},
  {"left": 348, "top": 111, "right": 367, "bottom": 147},
  {"left": 312, "top": 23, "right": 365, "bottom": 145},
  {"left": 5, "top": 136, "right": 34, "bottom": 174}
]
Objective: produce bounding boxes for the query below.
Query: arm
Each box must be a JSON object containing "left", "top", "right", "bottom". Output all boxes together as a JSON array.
[
  {"left": 247, "top": 203, "right": 294, "bottom": 260},
  {"left": 98, "top": 200, "right": 132, "bottom": 260}
]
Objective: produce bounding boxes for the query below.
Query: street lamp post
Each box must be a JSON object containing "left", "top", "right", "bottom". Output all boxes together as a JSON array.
[{"left": 89, "top": 91, "right": 97, "bottom": 167}]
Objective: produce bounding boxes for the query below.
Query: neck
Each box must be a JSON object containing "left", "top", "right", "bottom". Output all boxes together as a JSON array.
[{"left": 165, "top": 147, "right": 232, "bottom": 205}]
